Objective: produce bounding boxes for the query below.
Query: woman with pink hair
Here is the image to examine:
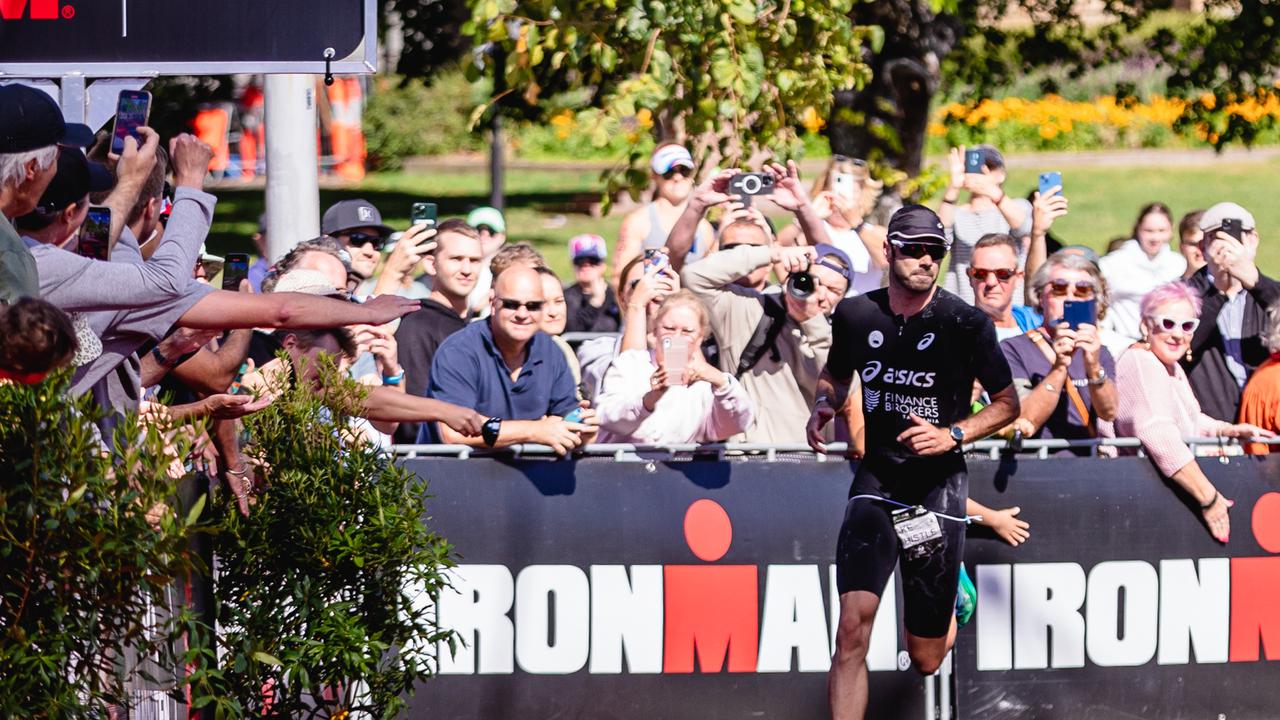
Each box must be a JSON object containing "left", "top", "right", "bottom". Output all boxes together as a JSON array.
[{"left": 1115, "top": 281, "right": 1274, "bottom": 542}]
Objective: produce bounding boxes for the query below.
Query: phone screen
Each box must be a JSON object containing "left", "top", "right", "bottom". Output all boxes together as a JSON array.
[
  {"left": 77, "top": 207, "right": 112, "bottom": 260},
  {"left": 222, "top": 252, "right": 250, "bottom": 291},
  {"left": 663, "top": 336, "right": 690, "bottom": 387},
  {"left": 643, "top": 248, "right": 669, "bottom": 273},
  {"left": 111, "top": 91, "right": 152, "bottom": 154},
  {"left": 1038, "top": 171, "right": 1063, "bottom": 197},
  {"left": 831, "top": 172, "right": 856, "bottom": 203},
  {"left": 411, "top": 202, "right": 437, "bottom": 228},
  {"left": 1063, "top": 299, "right": 1097, "bottom": 330}
]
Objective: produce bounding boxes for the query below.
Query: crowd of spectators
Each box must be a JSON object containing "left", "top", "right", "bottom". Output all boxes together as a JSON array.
[{"left": 3, "top": 82, "right": 1278, "bottom": 540}]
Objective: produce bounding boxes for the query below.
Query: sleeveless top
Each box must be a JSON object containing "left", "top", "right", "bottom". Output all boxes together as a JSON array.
[
  {"left": 824, "top": 223, "right": 884, "bottom": 297},
  {"left": 642, "top": 203, "right": 711, "bottom": 262}
]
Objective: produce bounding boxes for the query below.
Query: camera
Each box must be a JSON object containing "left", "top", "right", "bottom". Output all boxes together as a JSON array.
[
  {"left": 728, "top": 172, "right": 775, "bottom": 202},
  {"left": 787, "top": 268, "right": 815, "bottom": 300}
]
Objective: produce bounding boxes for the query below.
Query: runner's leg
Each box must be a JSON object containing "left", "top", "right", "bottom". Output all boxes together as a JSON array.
[{"left": 829, "top": 590, "right": 880, "bottom": 720}]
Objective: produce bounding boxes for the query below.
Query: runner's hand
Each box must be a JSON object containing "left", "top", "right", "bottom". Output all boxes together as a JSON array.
[
  {"left": 807, "top": 403, "right": 836, "bottom": 453},
  {"left": 897, "top": 414, "right": 957, "bottom": 456}
]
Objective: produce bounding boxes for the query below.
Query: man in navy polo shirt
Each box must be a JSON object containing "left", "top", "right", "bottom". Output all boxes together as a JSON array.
[{"left": 423, "top": 266, "right": 596, "bottom": 453}]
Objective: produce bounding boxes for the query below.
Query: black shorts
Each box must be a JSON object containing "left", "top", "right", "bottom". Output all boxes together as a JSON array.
[{"left": 835, "top": 453, "right": 967, "bottom": 638}]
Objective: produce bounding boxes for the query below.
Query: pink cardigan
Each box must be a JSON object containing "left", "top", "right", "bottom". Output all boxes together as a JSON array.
[{"left": 1114, "top": 348, "right": 1231, "bottom": 476}]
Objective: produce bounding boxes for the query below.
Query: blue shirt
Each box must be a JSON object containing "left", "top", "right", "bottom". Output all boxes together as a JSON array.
[
  {"left": 1011, "top": 305, "right": 1043, "bottom": 333},
  {"left": 419, "top": 320, "right": 579, "bottom": 442}
]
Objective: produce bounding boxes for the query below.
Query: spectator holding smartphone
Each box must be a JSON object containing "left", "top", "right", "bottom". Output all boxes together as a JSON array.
[
  {"left": 1099, "top": 202, "right": 1186, "bottom": 344},
  {"left": 938, "top": 145, "right": 1032, "bottom": 305},
  {"left": 1185, "top": 203, "right": 1280, "bottom": 422},
  {"left": 321, "top": 198, "right": 394, "bottom": 296},
  {"left": 595, "top": 291, "right": 754, "bottom": 443},
  {"left": 999, "top": 251, "right": 1118, "bottom": 452},
  {"left": 563, "top": 233, "right": 621, "bottom": 333}
]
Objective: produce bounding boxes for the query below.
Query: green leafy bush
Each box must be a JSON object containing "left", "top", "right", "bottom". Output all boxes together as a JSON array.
[
  {"left": 363, "top": 69, "right": 483, "bottom": 170},
  {"left": 198, "top": 358, "right": 456, "bottom": 719},
  {"left": 0, "top": 373, "right": 207, "bottom": 717}
]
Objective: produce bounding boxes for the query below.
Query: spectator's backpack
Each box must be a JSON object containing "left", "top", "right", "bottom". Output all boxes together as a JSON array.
[{"left": 733, "top": 294, "right": 790, "bottom": 378}]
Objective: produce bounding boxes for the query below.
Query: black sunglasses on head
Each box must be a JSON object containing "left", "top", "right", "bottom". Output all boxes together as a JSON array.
[
  {"left": 344, "top": 232, "right": 385, "bottom": 250},
  {"left": 497, "top": 298, "right": 545, "bottom": 312},
  {"left": 891, "top": 240, "right": 947, "bottom": 261}
]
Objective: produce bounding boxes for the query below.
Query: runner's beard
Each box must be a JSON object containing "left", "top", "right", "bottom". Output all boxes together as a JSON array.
[{"left": 890, "top": 263, "right": 938, "bottom": 294}]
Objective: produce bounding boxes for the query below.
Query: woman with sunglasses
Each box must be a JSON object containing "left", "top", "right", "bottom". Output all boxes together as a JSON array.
[
  {"left": 998, "top": 251, "right": 1117, "bottom": 453},
  {"left": 1115, "top": 281, "right": 1274, "bottom": 543},
  {"left": 777, "top": 155, "right": 888, "bottom": 296},
  {"left": 938, "top": 145, "right": 1032, "bottom": 305},
  {"left": 595, "top": 291, "right": 753, "bottom": 444}
]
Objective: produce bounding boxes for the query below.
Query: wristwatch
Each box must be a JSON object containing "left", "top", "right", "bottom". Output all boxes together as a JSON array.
[
  {"left": 949, "top": 426, "right": 966, "bottom": 446},
  {"left": 382, "top": 369, "right": 405, "bottom": 386},
  {"left": 1088, "top": 367, "right": 1108, "bottom": 387},
  {"left": 481, "top": 417, "right": 502, "bottom": 447},
  {"left": 150, "top": 345, "right": 180, "bottom": 369}
]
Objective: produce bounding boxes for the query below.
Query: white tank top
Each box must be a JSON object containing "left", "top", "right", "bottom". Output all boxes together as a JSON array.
[{"left": 825, "top": 222, "right": 884, "bottom": 297}]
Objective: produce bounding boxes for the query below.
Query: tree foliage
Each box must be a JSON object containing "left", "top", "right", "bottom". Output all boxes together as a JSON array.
[
  {"left": 0, "top": 373, "right": 207, "bottom": 717},
  {"left": 462, "top": 0, "right": 873, "bottom": 196}
]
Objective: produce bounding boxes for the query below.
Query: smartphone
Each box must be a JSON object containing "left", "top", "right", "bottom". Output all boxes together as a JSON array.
[
  {"left": 77, "top": 206, "right": 111, "bottom": 260},
  {"left": 222, "top": 252, "right": 250, "bottom": 291},
  {"left": 227, "top": 362, "right": 250, "bottom": 395},
  {"left": 643, "top": 248, "right": 669, "bottom": 273},
  {"left": 410, "top": 202, "right": 437, "bottom": 228},
  {"left": 662, "top": 335, "right": 690, "bottom": 387},
  {"left": 1063, "top": 299, "right": 1097, "bottom": 330},
  {"left": 831, "top": 172, "right": 857, "bottom": 203},
  {"left": 110, "top": 90, "right": 152, "bottom": 155},
  {"left": 1220, "top": 218, "right": 1243, "bottom": 241},
  {"left": 1038, "top": 171, "right": 1063, "bottom": 198},
  {"left": 964, "top": 149, "right": 984, "bottom": 174},
  {"left": 564, "top": 408, "right": 585, "bottom": 424}
]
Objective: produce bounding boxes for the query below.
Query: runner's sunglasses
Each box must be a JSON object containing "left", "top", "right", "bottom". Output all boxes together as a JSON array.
[{"left": 890, "top": 240, "right": 947, "bottom": 261}]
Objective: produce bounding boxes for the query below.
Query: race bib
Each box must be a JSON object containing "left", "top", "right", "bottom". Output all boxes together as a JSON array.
[{"left": 891, "top": 505, "right": 943, "bottom": 561}]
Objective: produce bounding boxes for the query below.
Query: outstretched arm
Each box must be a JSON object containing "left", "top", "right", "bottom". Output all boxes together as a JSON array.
[{"left": 178, "top": 291, "right": 420, "bottom": 330}]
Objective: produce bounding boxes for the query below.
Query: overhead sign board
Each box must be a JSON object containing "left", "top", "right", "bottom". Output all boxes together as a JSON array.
[{"left": 0, "top": 0, "right": 375, "bottom": 76}]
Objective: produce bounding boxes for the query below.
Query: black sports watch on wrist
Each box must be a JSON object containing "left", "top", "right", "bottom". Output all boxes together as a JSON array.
[{"left": 481, "top": 417, "right": 502, "bottom": 448}]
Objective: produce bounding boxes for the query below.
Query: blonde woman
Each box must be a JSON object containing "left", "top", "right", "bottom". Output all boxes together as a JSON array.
[{"left": 778, "top": 155, "right": 888, "bottom": 296}]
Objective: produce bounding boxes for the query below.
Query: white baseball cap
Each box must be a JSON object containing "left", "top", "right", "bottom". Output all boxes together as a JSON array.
[{"left": 1199, "top": 202, "right": 1256, "bottom": 233}]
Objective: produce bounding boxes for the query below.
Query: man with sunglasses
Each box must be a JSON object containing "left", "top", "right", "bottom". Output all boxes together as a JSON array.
[
  {"left": 1000, "top": 251, "right": 1118, "bottom": 453},
  {"left": 613, "top": 144, "right": 714, "bottom": 294},
  {"left": 807, "top": 205, "right": 1018, "bottom": 720},
  {"left": 967, "top": 233, "right": 1042, "bottom": 341},
  {"left": 424, "top": 266, "right": 596, "bottom": 453},
  {"left": 322, "top": 198, "right": 394, "bottom": 296}
]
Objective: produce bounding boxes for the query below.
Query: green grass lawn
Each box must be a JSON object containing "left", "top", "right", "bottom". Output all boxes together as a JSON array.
[{"left": 206, "top": 156, "right": 1280, "bottom": 280}]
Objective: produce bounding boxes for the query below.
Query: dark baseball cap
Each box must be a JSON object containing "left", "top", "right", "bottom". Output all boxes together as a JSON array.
[
  {"left": 0, "top": 84, "right": 94, "bottom": 153},
  {"left": 321, "top": 198, "right": 393, "bottom": 237},
  {"left": 813, "top": 243, "right": 853, "bottom": 281},
  {"left": 33, "top": 150, "right": 114, "bottom": 214},
  {"left": 971, "top": 144, "right": 1005, "bottom": 170},
  {"left": 888, "top": 205, "right": 947, "bottom": 245}
]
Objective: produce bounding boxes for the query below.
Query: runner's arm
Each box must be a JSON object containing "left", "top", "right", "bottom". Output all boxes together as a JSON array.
[{"left": 954, "top": 384, "right": 1019, "bottom": 442}]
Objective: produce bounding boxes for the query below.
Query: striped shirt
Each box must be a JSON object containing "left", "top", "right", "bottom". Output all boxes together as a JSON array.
[{"left": 942, "top": 200, "right": 1033, "bottom": 305}]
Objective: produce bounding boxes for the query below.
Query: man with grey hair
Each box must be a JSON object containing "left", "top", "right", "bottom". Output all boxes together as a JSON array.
[
  {"left": 1238, "top": 308, "right": 1280, "bottom": 454},
  {"left": 999, "top": 250, "right": 1118, "bottom": 451},
  {"left": 0, "top": 83, "right": 94, "bottom": 302},
  {"left": 1186, "top": 202, "right": 1280, "bottom": 421}
]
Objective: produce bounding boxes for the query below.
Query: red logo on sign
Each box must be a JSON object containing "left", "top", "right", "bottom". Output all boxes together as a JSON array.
[
  {"left": 0, "top": 0, "right": 62, "bottom": 20},
  {"left": 1229, "top": 492, "right": 1280, "bottom": 662}
]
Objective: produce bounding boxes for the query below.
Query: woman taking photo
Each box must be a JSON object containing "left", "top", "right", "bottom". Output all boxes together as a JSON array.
[
  {"left": 939, "top": 144, "right": 1032, "bottom": 304},
  {"left": 1115, "top": 281, "right": 1274, "bottom": 542},
  {"left": 595, "top": 291, "right": 754, "bottom": 444},
  {"left": 777, "top": 155, "right": 887, "bottom": 296}
]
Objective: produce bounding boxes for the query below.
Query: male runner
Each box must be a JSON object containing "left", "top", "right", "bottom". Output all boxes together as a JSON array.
[{"left": 806, "top": 205, "right": 1019, "bottom": 720}]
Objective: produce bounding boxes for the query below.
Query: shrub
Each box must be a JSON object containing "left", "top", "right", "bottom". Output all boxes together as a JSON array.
[
  {"left": 0, "top": 373, "right": 208, "bottom": 717},
  {"left": 363, "top": 69, "right": 483, "bottom": 170},
  {"left": 199, "top": 358, "right": 456, "bottom": 719}
]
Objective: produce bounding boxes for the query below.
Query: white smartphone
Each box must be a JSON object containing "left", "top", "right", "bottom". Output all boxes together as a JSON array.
[
  {"left": 831, "top": 172, "right": 856, "bottom": 203},
  {"left": 662, "top": 336, "right": 690, "bottom": 387}
]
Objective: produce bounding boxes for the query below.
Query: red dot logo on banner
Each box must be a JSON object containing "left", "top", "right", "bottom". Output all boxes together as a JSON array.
[
  {"left": 683, "top": 499, "right": 733, "bottom": 562},
  {"left": 1252, "top": 492, "right": 1280, "bottom": 554}
]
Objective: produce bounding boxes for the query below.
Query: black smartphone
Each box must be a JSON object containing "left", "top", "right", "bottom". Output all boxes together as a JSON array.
[
  {"left": 77, "top": 206, "right": 111, "bottom": 260},
  {"left": 1063, "top": 299, "right": 1097, "bottom": 330},
  {"left": 222, "top": 252, "right": 250, "bottom": 291},
  {"left": 965, "top": 149, "right": 985, "bottom": 174},
  {"left": 110, "top": 90, "right": 152, "bottom": 155},
  {"left": 410, "top": 202, "right": 437, "bottom": 228},
  {"left": 1221, "top": 218, "right": 1243, "bottom": 241}
]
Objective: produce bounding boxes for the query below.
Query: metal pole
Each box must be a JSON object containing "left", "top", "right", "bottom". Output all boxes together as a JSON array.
[
  {"left": 264, "top": 74, "right": 320, "bottom": 263},
  {"left": 488, "top": 112, "right": 504, "bottom": 211}
]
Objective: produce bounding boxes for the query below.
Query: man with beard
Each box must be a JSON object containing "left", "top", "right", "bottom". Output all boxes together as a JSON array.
[{"left": 806, "top": 205, "right": 1018, "bottom": 720}]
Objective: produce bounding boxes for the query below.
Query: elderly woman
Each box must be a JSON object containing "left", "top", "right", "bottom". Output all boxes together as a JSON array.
[
  {"left": 1000, "top": 251, "right": 1118, "bottom": 452},
  {"left": 595, "top": 290, "right": 754, "bottom": 444},
  {"left": 1115, "top": 281, "right": 1274, "bottom": 542}
]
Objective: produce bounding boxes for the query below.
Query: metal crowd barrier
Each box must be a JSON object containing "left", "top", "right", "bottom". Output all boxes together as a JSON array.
[{"left": 389, "top": 436, "right": 1280, "bottom": 460}]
